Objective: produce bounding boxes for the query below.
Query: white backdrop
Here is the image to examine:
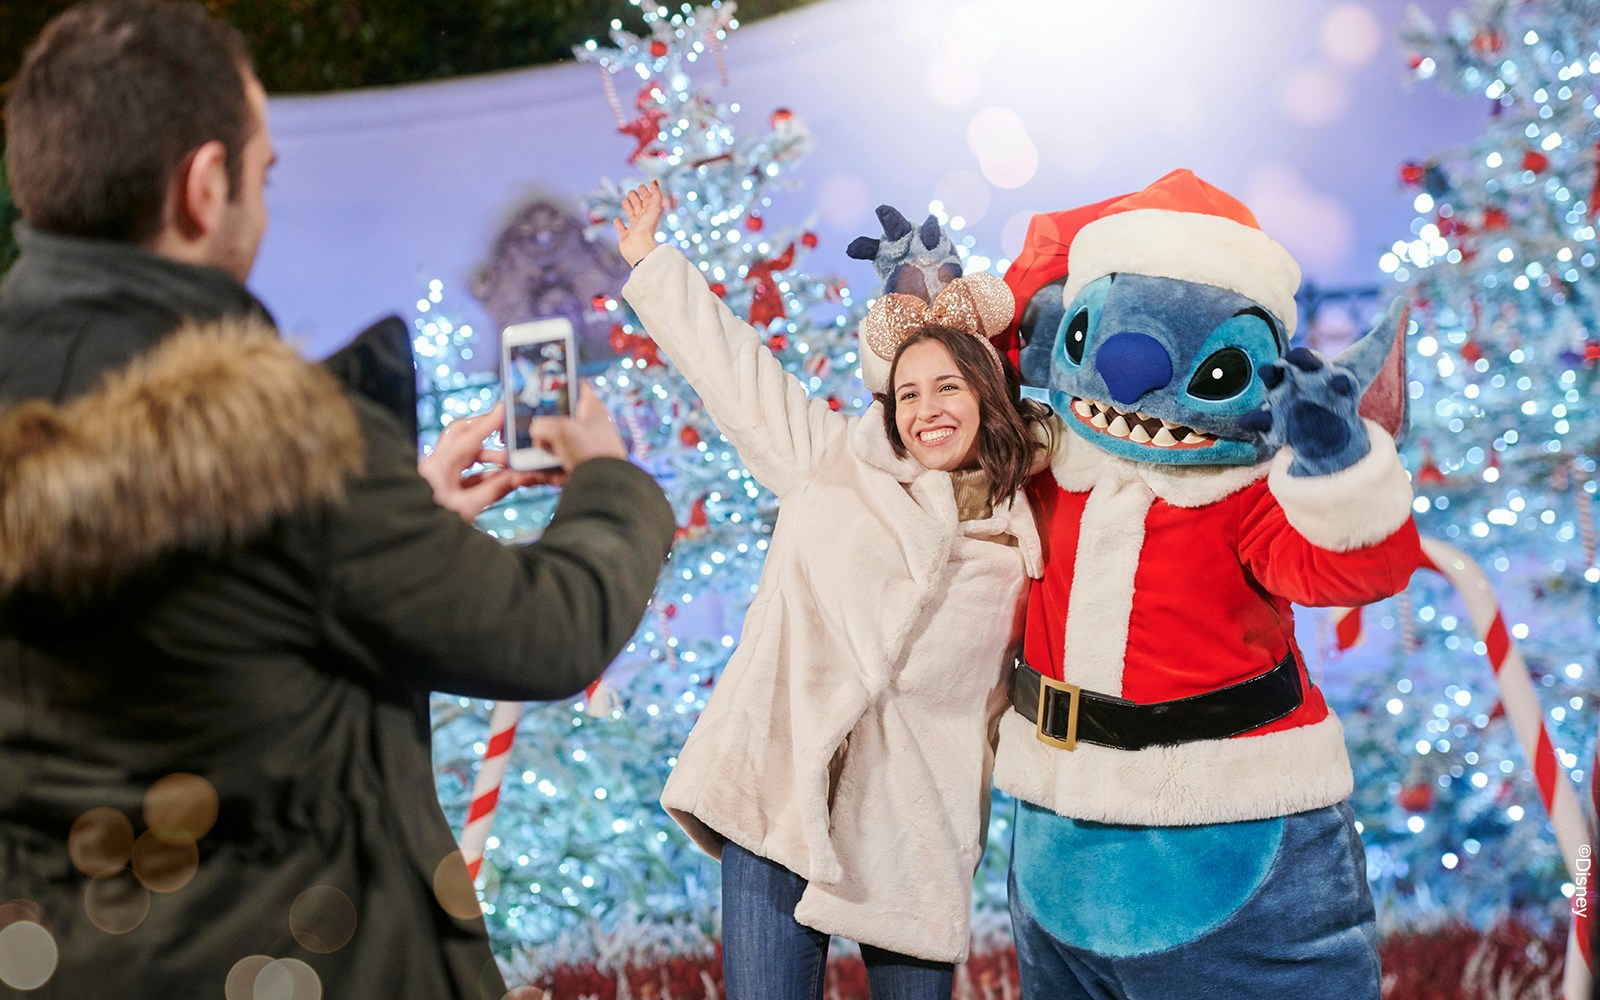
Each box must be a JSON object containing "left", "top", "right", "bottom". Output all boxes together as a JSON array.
[{"left": 251, "top": 0, "right": 1479, "bottom": 359}]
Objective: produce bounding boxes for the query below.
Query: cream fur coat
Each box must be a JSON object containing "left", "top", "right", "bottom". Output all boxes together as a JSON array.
[{"left": 624, "top": 247, "right": 1041, "bottom": 963}]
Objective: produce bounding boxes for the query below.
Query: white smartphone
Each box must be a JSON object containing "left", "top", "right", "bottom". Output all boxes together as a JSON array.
[{"left": 501, "top": 317, "right": 577, "bottom": 471}]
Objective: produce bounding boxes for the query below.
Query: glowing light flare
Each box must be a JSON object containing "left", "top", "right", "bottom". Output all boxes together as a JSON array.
[
  {"left": 967, "top": 106, "right": 1038, "bottom": 189},
  {"left": 83, "top": 870, "right": 150, "bottom": 934},
  {"left": 1276, "top": 66, "right": 1351, "bottom": 125},
  {"left": 933, "top": 169, "right": 991, "bottom": 225},
  {"left": 0, "top": 920, "right": 56, "bottom": 991},
  {"left": 1320, "top": 5, "right": 1381, "bottom": 65},
  {"left": 290, "top": 886, "right": 358, "bottom": 955}
]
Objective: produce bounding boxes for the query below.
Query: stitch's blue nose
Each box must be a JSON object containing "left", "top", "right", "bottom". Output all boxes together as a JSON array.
[{"left": 1095, "top": 332, "right": 1173, "bottom": 406}]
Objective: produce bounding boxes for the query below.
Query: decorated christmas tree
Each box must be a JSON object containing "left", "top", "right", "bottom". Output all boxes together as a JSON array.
[
  {"left": 1336, "top": 0, "right": 1599, "bottom": 931},
  {"left": 423, "top": 0, "right": 873, "bottom": 977}
]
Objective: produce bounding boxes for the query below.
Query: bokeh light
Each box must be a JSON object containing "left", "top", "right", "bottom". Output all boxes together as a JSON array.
[
  {"left": 67, "top": 807, "right": 135, "bottom": 878},
  {"left": 967, "top": 106, "right": 1038, "bottom": 189},
  {"left": 1321, "top": 4, "right": 1382, "bottom": 65},
  {"left": 83, "top": 871, "right": 149, "bottom": 935},
  {"left": 432, "top": 852, "right": 482, "bottom": 921},
  {"left": 0, "top": 920, "right": 57, "bottom": 991},
  {"left": 289, "top": 886, "right": 358, "bottom": 955},
  {"left": 1276, "top": 65, "right": 1352, "bottom": 126},
  {"left": 143, "top": 773, "right": 219, "bottom": 845}
]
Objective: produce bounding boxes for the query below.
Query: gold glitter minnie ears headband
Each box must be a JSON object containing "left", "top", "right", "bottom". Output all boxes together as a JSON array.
[{"left": 860, "top": 273, "right": 1014, "bottom": 389}]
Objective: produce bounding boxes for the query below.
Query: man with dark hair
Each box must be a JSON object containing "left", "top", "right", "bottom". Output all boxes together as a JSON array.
[{"left": 0, "top": 2, "right": 676, "bottom": 997}]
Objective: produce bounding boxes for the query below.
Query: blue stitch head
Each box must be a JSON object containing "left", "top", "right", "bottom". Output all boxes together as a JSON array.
[
  {"left": 1048, "top": 273, "right": 1288, "bottom": 466},
  {"left": 1003, "top": 170, "right": 1307, "bottom": 468}
]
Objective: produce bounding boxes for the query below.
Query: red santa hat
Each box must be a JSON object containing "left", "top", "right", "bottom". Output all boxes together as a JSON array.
[
  {"left": 996, "top": 193, "right": 1128, "bottom": 369},
  {"left": 999, "top": 170, "right": 1302, "bottom": 358}
]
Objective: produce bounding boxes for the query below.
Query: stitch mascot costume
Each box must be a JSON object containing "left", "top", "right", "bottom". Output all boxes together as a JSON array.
[
  {"left": 856, "top": 169, "right": 1422, "bottom": 998},
  {"left": 1005, "top": 170, "right": 1425, "bottom": 998}
]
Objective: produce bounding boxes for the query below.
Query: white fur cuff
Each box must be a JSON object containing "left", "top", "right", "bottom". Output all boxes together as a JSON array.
[
  {"left": 1268, "top": 419, "right": 1414, "bottom": 552},
  {"left": 1060, "top": 209, "right": 1301, "bottom": 338},
  {"left": 992, "top": 710, "right": 1354, "bottom": 826}
]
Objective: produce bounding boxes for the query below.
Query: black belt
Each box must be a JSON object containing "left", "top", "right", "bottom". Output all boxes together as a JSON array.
[{"left": 1009, "top": 654, "right": 1303, "bottom": 752}]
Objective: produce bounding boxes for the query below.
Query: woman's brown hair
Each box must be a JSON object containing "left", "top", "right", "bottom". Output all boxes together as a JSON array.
[{"left": 875, "top": 325, "right": 1053, "bottom": 507}]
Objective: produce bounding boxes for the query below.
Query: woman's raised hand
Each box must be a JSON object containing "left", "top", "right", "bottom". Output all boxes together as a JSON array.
[{"left": 614, "top": 181, "right": 664, "bottom": 268}]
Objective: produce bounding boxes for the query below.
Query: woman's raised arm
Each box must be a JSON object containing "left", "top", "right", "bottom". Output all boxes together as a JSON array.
[{"left": 617, "top": 182, "right": 845, "bottom": 497}]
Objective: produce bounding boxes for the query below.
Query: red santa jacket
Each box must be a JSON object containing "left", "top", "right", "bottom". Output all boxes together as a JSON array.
[{"left": 993, "top": 418, "right": 1421, "bottom": 826}]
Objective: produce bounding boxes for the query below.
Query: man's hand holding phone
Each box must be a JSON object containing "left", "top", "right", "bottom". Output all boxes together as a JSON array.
[
  {"left": 419, "top": 390, "right": 628, "bottom": 524},
  {"left": 420, "top": 402, "right": 555, "bottom": 523},
  {"left": 527, "top": 386, "right": 627, "bottom": 471}
]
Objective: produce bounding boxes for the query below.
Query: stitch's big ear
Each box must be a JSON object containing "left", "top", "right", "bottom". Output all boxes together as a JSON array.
[
  {"left": 1016, "top": 276, "right": 1069, "bottom": 388},
  {"left": 1337, "top": 296, "right": 1410, "bottom": 445}
]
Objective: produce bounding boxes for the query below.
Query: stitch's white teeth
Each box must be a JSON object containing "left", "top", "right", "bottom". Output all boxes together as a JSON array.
[{"left": 1076, "top": 398, "right": 1216, "bottom": 446}]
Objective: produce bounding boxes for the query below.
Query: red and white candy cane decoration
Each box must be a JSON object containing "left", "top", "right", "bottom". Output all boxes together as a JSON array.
[
  {"left": 1334, "top": 536, "right": 1595, "bottom": 997},
  {"left": 599, "top": 62, "right": 625, "bottom": 127},
  {"left": 458, "top": 679, "right": 614, "bottom": 881},
  {"left": 1580, "top": 482, "right": 1595, "bottom": 570},
  {"left": 459, "top": 699, "right": 522, "bottom": 881}
]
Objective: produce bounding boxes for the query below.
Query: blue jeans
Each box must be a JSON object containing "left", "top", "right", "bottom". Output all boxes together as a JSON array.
[
  {"left": 721, "top": 841, "right": 954, "bottom": 1000},
  {"left": 1008, "top": 801, "right": 1379, "bottom": 1000}
]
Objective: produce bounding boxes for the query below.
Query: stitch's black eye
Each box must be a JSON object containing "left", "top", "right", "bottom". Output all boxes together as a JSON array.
[
  {"left": 1187, "top": 347, "right": 1253, "bottom": 400},
  {"left": 1063, "top": 309, "right": 1089, "bottom": 365}
]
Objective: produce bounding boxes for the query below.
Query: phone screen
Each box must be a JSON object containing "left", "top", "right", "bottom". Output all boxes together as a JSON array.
[{"left": 506, "top": 338, "right": 572, "bottom": 451}]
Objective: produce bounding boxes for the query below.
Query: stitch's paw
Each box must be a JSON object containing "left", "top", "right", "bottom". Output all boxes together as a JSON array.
[
  {"left": 846, "top": 205, "right": 961, "bottom": 301},
  {"left": 1250, "top": 348, "right": 1371, "bottom": 477}
]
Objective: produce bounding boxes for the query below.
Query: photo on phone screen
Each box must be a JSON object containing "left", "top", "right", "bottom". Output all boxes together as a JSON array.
[{"left": 506, "top": 338, "right": 572, "bottom": 451}]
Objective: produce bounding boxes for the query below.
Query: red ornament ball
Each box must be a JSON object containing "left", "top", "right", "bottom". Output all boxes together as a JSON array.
[
  {"left": 1460, "top": 339, "right": 1484, "bottom": 364},
  {"left": 650, "top": 40, "right": 669, "bottom": 58},
  {"left": 1584, "top": 341, "right": 1600, "bottom": 363},
  {"left": 770, "top": 107, "right": 793, "bottom": 127},
  {"left": 708, "top": 282, "right": 727, "bottom": 298},
  {"left": 1522, "top": 149, "right": 1549, "bottom": 173},
  {"left": 1407, "top": 53, "right": 1424, "bottom": 69},
  {"left": 801, "top": 232, "right": 818, "bottom": 248},
  {"left": 1397, "top": 782, "right": 1436, "bottom": 813},
  {"left": 746, "top": 215, "right": 764, "bottom": 232},
  {"left": 1471, "top": 30, "right": 1502, "bottom": 54},
  {"left": 679, "top": 426, "right": 700, "bottom": 447},
  {"left": 591, "top": 295, "right": 609, "bottom": 312},
  {"left": 827, "top": 395, "right": 842, "bottom": 412},
  {"left": 1399, "top": 162, "right": 1425, "bottom": 186},
  {"left": 1482, "top": 206, "right": 1509, "bottom": 230},
  {"left": 768, "top": 334, "right": 789, "bottom": 352}
]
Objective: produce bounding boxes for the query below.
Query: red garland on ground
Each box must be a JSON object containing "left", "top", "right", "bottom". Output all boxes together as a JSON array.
[{"left": 521, "top": 923, "right": 1568, "bottom": 999}]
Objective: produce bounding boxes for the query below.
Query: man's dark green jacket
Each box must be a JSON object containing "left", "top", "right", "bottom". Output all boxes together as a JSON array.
[{"left": 0, "top": 227, "right": 675, "bottom": 997}]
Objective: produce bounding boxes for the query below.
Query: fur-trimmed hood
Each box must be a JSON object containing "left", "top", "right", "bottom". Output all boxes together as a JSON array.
[{"left": 0, "top": 318, "right": 363, "bottom": 598}]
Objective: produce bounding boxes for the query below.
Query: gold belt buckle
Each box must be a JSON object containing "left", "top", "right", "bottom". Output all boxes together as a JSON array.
[{"left": 1036, "top": 674, "right": 1081, "bottom": 751}]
